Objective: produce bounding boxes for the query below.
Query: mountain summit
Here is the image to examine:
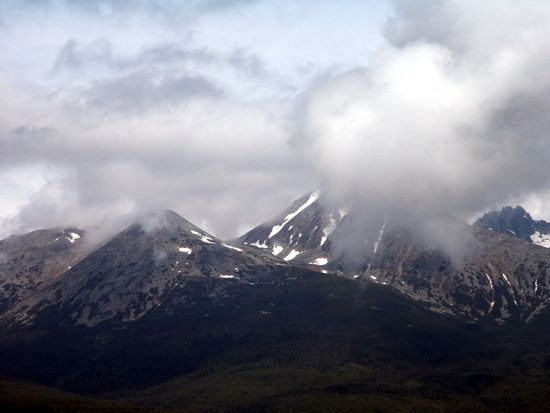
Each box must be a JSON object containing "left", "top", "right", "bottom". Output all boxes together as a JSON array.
[
  {"left": 239, "top": 193, "right": 550, "bottom": 323},
  {"left": 5, "top": 210, "right": 290, "bottom": 327},
  {"left": 0, "top": 228, "right": 85, "bottom": 314},
  {"left": 474, "top": 205, "right": 550, "bottom": 248}
]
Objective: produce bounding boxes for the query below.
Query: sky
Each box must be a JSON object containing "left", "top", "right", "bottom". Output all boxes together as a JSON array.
[
  {"left": 0, "top": 0, "right": 390, "bottom": 239},
  {"left": 2, "top": 0, "right": 550, "bottom": 243}
]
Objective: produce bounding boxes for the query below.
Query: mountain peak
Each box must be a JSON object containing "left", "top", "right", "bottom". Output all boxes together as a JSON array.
[
  {"left": 6, "top": 208, "right": 290, "bottom": 327},
  {"left": 474, "top": 205, "right": 550, "bottom": 246},
  {"left": 135, "top": 208, "right": 203, "bottom": 236},
  {"left": 499, "top": 205, "right": 532, "bottom": 220},
  {"left": 159, "top": 208, "right": 192, "bottom": 228}
]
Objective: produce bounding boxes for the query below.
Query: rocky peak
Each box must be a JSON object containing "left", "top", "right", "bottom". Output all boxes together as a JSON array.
[
  {"left": 5, "top": 210, "right": 290, "bottom": 327},
  {"left": 474, "top": 206, "right": 535, "bottom": 240},
  {"left": 474, "top": 205, "right": 550, "bottom": 248}
]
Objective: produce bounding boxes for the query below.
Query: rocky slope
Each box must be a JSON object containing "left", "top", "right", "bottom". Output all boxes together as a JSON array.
[
  {"left": 353, "top": 225, "right": 550, "bottom": 323},
  {"left": 239, "top": 192, "right": 550, "bottom": 323},
  {"left": 3, "top": 208, "right": 550, "bottom": 412},
  {"left": 5, "top": 210, "right": 298, "bottom": 327},
  {"left": 6, "top": 201, "right": 550, "bottom": 327},
  {"left": 0, "top": 228, "right": 85, "bottom": 314}
]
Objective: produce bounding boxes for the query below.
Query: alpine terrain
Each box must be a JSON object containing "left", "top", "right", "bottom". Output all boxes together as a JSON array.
[
  {"left": 239, "top": 192, "right": 550, "bottom": 324},
  {"left": 0, "top": 228, "right": 85, "bottom": 314},
  {"left": 1, "top": 208, "right": 550, "bottom": 412}
]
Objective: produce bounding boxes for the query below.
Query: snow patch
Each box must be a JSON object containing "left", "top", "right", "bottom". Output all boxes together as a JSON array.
[
  {"left": 531, "top": 231, "right": 550, "bottom": 248},
  {"left": 249, "top": 240, "right": 268, "bottom": 249},
  {"left": 283, "top": 249, "right": 302, "bottom": 261},
  {"left": 219, "top": 274, "right": 235, "bottom": 279},
  {"left": 338, "top": 206, "right": 350, "bottom": 219},
  {"left": 501, "top": 272, "right": 512, "bottom": 288},
  {"left": 269, "top": 191, "right": 319, "bottom": 238},
  {"left": 309, "top": 257, "right": 328, "bottom": 266},
  {"left": 272, "top": 245, "right": 283, "bottom": 256},
  {"left": 191, "top": 230, "right": 215, "bottom": 244},
  {"left": 321, "top": 217, "right": 337, "bottom": 246},
  {"left": 65, "top": 232, "right": 80, "bottom": 244},
  {"left": 485, "top": 273, "right": 495, "bottom": 313},
  {"left": 485, "top": 273, "right": 494, "bottom": 290},
  {"left": 178, "top": 247, "right": 192, "bottom": 255},
  {"left": 222, "top": 243, "right": 243, "bottom": 252},
  {"left": 502, "top": 272, "right": 518, "bottom": 306},
  {"left": 373, "top": 216, "right": 388, "bottom": 254}
]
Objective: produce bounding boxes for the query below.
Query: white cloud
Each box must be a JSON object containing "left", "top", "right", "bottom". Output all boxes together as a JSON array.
[
  {"left": 298, "top": 0, "right": 550, "bottom": 255},
  {"left": 5, "top": 0, "right": 550, "bottom": 251}
]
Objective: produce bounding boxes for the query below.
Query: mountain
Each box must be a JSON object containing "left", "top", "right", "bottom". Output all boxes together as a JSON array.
[
  {"left": 0, "top": 210, "right": 488, "bottom": 397},
  {"left": 237, "top": 191, "right": 351, "bottom": 268},
  {"left": 2, "top": 209, "right": 550, "bottom": 411},
  {"left": 474, "top": 205, "right": 550, "bottom": 248},
  {"left": 0, "top": 252, "right": 515, "bottom": 409},
  {"left": 4, "top": 210, "right": 298, "bottom": 327},
  {"left": 0, "top": 227, "right": 85, "bottom": 314},
  {"left": 239, "top": 192, "right": 550, "bottom": 323}
]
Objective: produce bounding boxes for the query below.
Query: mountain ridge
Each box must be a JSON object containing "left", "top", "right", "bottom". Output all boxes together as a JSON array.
[
  {"left": 238, "top": 192, "right": 550, "bottom": 324},
  {"left": 3, "top": 209, "right": 300, "bottom": 327}
]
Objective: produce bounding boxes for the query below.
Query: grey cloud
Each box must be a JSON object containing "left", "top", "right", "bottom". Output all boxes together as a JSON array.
[
  {"left": 52, "top": 39, "right": 113, "bottom": 73},
  {"left": 7, "top": 0, "right": 550, "bottom": 267},
  {"left": 129, "top": 44, "right": 268, "bottom": 78},
  {"left": 129, "top": 44, "right": 216, "bottom": 68},
  {"left": 384, "top": 0, "right": 453, "bottom": 48},
  {"left": 2, "top": 0, "right": 262, "bottom": 20},
  {"left": 52, "top": 40, "right": 268, "bottom": 80},
  {"left": 299, "top": 0, "right": 550, "bottom": 259},
  {"left": 84, "top": 70, "right": 222, "bottom": 112},
  {"left": 0, "top": 90, "right": 314, "bottom": 241},
  {"left": 2, "top": 156, "right": 314, "bottom": 242},
  {"left": 1, "top": 127, "right": 62, "bottom": 167},
  {"left": 227, "top": 48, "right": 267, "bottom": 78}
]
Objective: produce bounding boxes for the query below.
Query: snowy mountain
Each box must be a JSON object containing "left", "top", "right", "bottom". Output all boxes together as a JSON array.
[
  {"left": 4, "top": 210, "right": 298, "bottom": 327},
  {"left": 237, "top": 191, "right": 351, "bottom": 270},
  {"left": 239, "top": 192, "right": 550, "bottom": 323},
  {"left": 0, "top": 228, "right": 85, "bottom": 314},
  {"left": 4, "top": 206, "right": 550, "bottom": 411},
  {"left": 474, "top": 205, "right": 550, "bottom": 248},
  {"left": 5, "top": 200, "right": 550, "bottom": 327}
]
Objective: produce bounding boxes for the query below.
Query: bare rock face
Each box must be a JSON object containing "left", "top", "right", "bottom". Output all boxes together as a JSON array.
[
  {"left": 239, "top": 193, "right": 550, "bottom": 323},
  {"left": 0, "top": 228, "right": 85, "bottom": 314}
]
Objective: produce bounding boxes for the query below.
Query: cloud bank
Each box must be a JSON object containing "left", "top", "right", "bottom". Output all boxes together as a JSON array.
[
  {"left": 3, "top": 0, "right": 550, "bottom": 255},
  {"left": 299, "top": 0, "right": 550, "bottom": 255},
  {"left": 0, "top": 0, "right": 391, "bottom": 240}
]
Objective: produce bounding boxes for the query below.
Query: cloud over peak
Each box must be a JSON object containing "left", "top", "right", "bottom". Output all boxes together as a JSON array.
[{"left": 3, "top": 0, "right": 550, "bottom": 252}]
